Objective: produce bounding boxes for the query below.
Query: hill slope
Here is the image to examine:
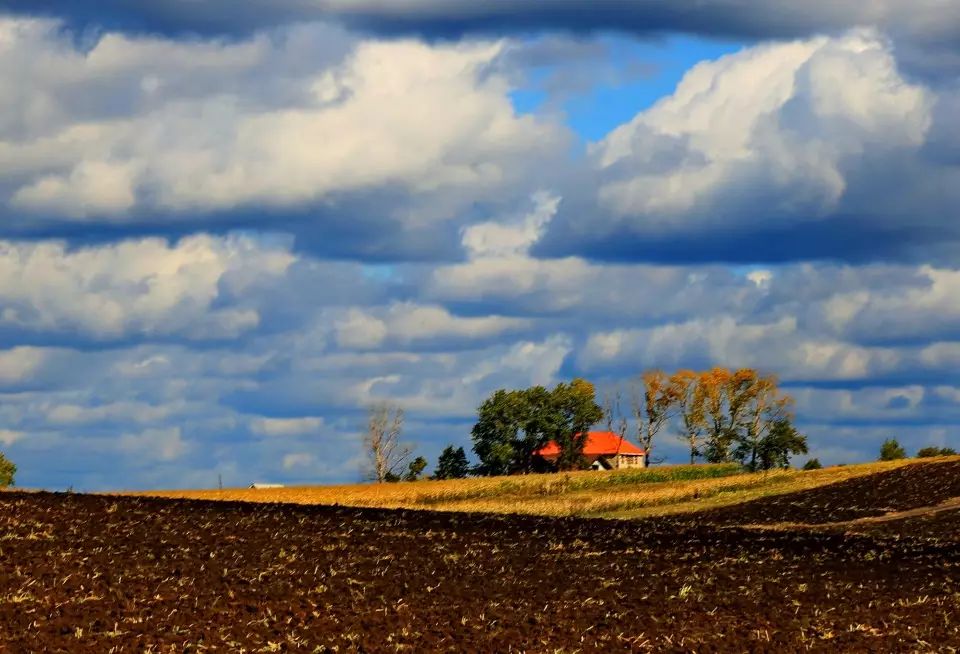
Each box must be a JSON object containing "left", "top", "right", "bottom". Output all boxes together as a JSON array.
[{"left": 136, "top": 457, "right": 937, "bottom": 519}]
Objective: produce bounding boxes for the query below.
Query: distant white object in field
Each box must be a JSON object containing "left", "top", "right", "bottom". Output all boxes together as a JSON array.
[{"left": 249, "top": 483, "right": 285, "bottom": 489}]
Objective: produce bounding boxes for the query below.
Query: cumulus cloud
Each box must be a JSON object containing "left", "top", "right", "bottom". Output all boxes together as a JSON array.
[
  {"left": 539, "top": 31, "right": 960, "bottom": 264},
  {"left": 119, "top": 426, "right": 188, "bottom": 462},
  {"left": 0, "top": 347, "right": 49, "bottom": 386},
  {"left": 0, "top": 18, "right": 567, "bottom": 264},
  {"left": 1, "top": 9, "right": 959, "bottom": 489},
  {"left": 816, "top": 266, "right": 960, "bottom": 344},
  {"left": 578, "top": 316, "right": 903, "bottom": 382},
  {"left": 251, "top": 416, "right": 324, "bottom": 437},
  {"left": 332, "top": 303, "right": 530, "bottom": 351},
  {"left": 596, "top": 32, "right": 928, "bottom": 222},
  {"left": 0, "top": 429, "right": 22, "bottom": 446},
  {"left": 429, "top": 193, "right": 763, "bottom": 320},
  {"left": 47, "top": 401, "right": 184, "bottom": 426},
  {"left": 0, "top": 234, "right": 293, "bottom": 341}
]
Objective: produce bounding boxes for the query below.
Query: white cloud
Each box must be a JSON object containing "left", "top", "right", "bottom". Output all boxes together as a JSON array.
[
  {"left": 0, "top": 347, "right": 49, "bottom": 385},
  {"left": 579, "top": 316, "right": 902, "bottom": 381},
  {"left": 0, "top": 19, "right": 565, "bottom": 223},
  {"left": 282, "top": 452, "right": 315, "bottom": 470},
  {"left": 0, "top": 430, "right": 22, "bottom": 446},
  {"left": 430, "top": 193, "right": 597, "bottom": 307},
  {"left": 461, "top": 191, "right": 560, "bottom": 259},
  {"left": 0, "top": 234, "right": 294, "bottom": 340},
  {"left": 119, "top": 426, "right": 188, "bottom": 462},
  {"left": 47, "top": 401, "right": 183, "bottom": 426},
  {"left": 334, "top": 309, "right": 389, "bottom": 349},
  {"left": 817, "top": 266, "right": 960, "bottom": 342},
  {"left": 251, "top": 416, "right": 324, "bottom": 437},
  {"left": 333, "top": 302, "right": 529, "bottom": 350},
  {"left": 593, "top": 30, "right": 931, "bottom": 231}
]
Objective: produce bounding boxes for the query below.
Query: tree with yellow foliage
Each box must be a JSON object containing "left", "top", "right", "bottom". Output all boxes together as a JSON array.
[
  {"left": 671, "top": 370, "right": 706, "bottom": 464},
  {"left": 629, "top": 369, "right": 682, "bottom": 463}
]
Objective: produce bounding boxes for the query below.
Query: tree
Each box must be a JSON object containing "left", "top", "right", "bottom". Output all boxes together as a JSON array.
[
  {"left": 517, "top": 385, "right": 561, "bottom": 472},
  {"left": 879, "top": 438, "right": 907, "bottom": 461},
  {"left": 629, "top": 370, "right": 681, "bottom": 463},
  {"left": 700, "top": 368, "right": 734, "bottom": 463},
  {"left": 364, "top": 403, "right": 413, "bottom": 482},
  {"left": 471, "top": 389, "right": 534, "bottom": 476},
  {"left": 802, "top": 458, "right": 823, "bottom": 471},
  {"left": 671, "top": 370, "right": 706, "bottom": 464},
  {"left": 404, "top": 456, "right": 428, "bottom": 481},
  {"left": 602, "top": 387, "right": 629, "bottom": 452},
  {"left": 733, "top": 374, "right": 794, "bottom": 471},
  {"left": 734, "top": 418, "right": 807, "bottom": 471},
  {"left": 916, "top": 446, "right": 957, "bottom": 458},
  {"left": 551, "top": 378, "right": 604, "bottom": 471},
  {"left": 0, "top": 451, "right": 14, "bottom": 488},
  {"left": 435, "top": 445, "right": 470, "bottom": 479},
  {"left": 471, "top": 379, "right": 602, "bottom": 475}
]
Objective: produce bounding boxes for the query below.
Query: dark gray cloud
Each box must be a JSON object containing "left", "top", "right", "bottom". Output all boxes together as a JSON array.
[{"left": 6, "top": 0, "right": 960, "bottom": 47}]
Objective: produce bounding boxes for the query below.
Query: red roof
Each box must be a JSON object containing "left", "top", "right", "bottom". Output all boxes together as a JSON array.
[{"left": 535, "top": 431, "right": 646, "bottom": 458}]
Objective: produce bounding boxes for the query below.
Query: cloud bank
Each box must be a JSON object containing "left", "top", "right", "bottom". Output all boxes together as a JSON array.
[{"left": 0, "top": 8, "right": 958, "bottom": 490}]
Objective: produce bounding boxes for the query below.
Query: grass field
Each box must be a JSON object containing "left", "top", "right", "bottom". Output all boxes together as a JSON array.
[{"left": 132, "top": 456, "right": 940, "bottom": 518}]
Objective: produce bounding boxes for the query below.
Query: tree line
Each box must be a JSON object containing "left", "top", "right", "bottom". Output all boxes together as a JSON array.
[
  {"left": 603, "top": 367, "right": 807, "bottom": 472},
  {"left": 361, "top": 367, "right": 812, "bottom": 481}
]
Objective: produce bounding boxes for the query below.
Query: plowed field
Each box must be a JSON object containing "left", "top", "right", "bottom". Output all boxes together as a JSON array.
[
  {"left": 2, "top": 480, "right": 959, "bottom": 652},
  {"left": 671, "top": 459, "right": 960, "bottom": 526}
]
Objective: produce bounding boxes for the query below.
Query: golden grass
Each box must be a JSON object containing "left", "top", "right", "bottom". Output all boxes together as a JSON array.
[{"left": 127, "top": 457, "right": 934, "bottom": 519}]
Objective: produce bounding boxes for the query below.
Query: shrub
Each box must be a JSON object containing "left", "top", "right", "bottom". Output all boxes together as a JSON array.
[
  {"left": 0, "top": 451, "right": 15, "bottom": 488},
  {"left": 916, "top": 446, "right": 957, "bottom": 458},
  {"left": 879, "top": 439, "right": 907, "bottom": 461},
  {"left": 404, "top": 456, "right": 428, "bottom": 482},
  {"left": 802, "top": 458, "right": 823, "bottom": 471}
]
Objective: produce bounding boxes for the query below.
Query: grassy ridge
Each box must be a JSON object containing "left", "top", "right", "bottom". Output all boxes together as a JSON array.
[{"left": 130, "top": 458, "right": 927, "bottom": 519}]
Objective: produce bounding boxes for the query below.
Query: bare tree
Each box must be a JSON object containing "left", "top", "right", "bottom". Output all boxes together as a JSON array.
[
  {"left": 602, "top": 387, "right": 629, "bottom": 453},
  {"left": 364, "top": 403, "right": 411, "bottom": 482}
]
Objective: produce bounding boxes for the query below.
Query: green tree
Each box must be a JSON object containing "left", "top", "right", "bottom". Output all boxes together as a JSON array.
[
  {"left": 471, "top": 389, "right": 531, "bottom": 476},
  {"left": 0, "top": 451, "right": 14, "bottom": 487},
  {"left": 434, "top": 445, "right": 470, "bottom": 479},
  {"left": 551, "top": 378, "right": 604, "bottom": 471},
  {"left": 879, "top": 438, "right": 907, "bottom": 461},
  {"left": 471, "top": 379, "right": 602, "bottom": 475},
  {"left": 404, "top": 456, "right": 428, "bottom": 481},
  {"left": 734, "top": 418, "right": 808, "bottom": 471},
  {"left": 802, "top": 458, "right": 823, "bottom": 471},
  {"left": 516, "top": 385, "right": 561, "bottom": 472},
  {"left": 916, "top": 446, "right": 956, "bottom": 458}
]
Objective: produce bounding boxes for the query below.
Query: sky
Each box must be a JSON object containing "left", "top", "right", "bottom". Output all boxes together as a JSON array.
[{"left": 1, "top": 1, "right": 959, "bottom": 490}]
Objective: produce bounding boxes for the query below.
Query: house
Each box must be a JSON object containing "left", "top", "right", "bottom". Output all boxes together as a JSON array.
[
  {"left": 534, "top": 431, "right": 648, "bottom": 470},
  {"left": 249, "top": 483, "right": 285, "bottom": 489}
]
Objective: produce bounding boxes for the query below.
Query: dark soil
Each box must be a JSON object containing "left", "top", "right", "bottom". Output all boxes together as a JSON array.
[
  {"left": 847, "top": 506, "right": 960, "bottom": 540},
  {"left": 673, "top": 460, "right": 960, "bottom": 526},
  {"left": 1, "top": 489, "right": 958, "bottom": 652}
]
